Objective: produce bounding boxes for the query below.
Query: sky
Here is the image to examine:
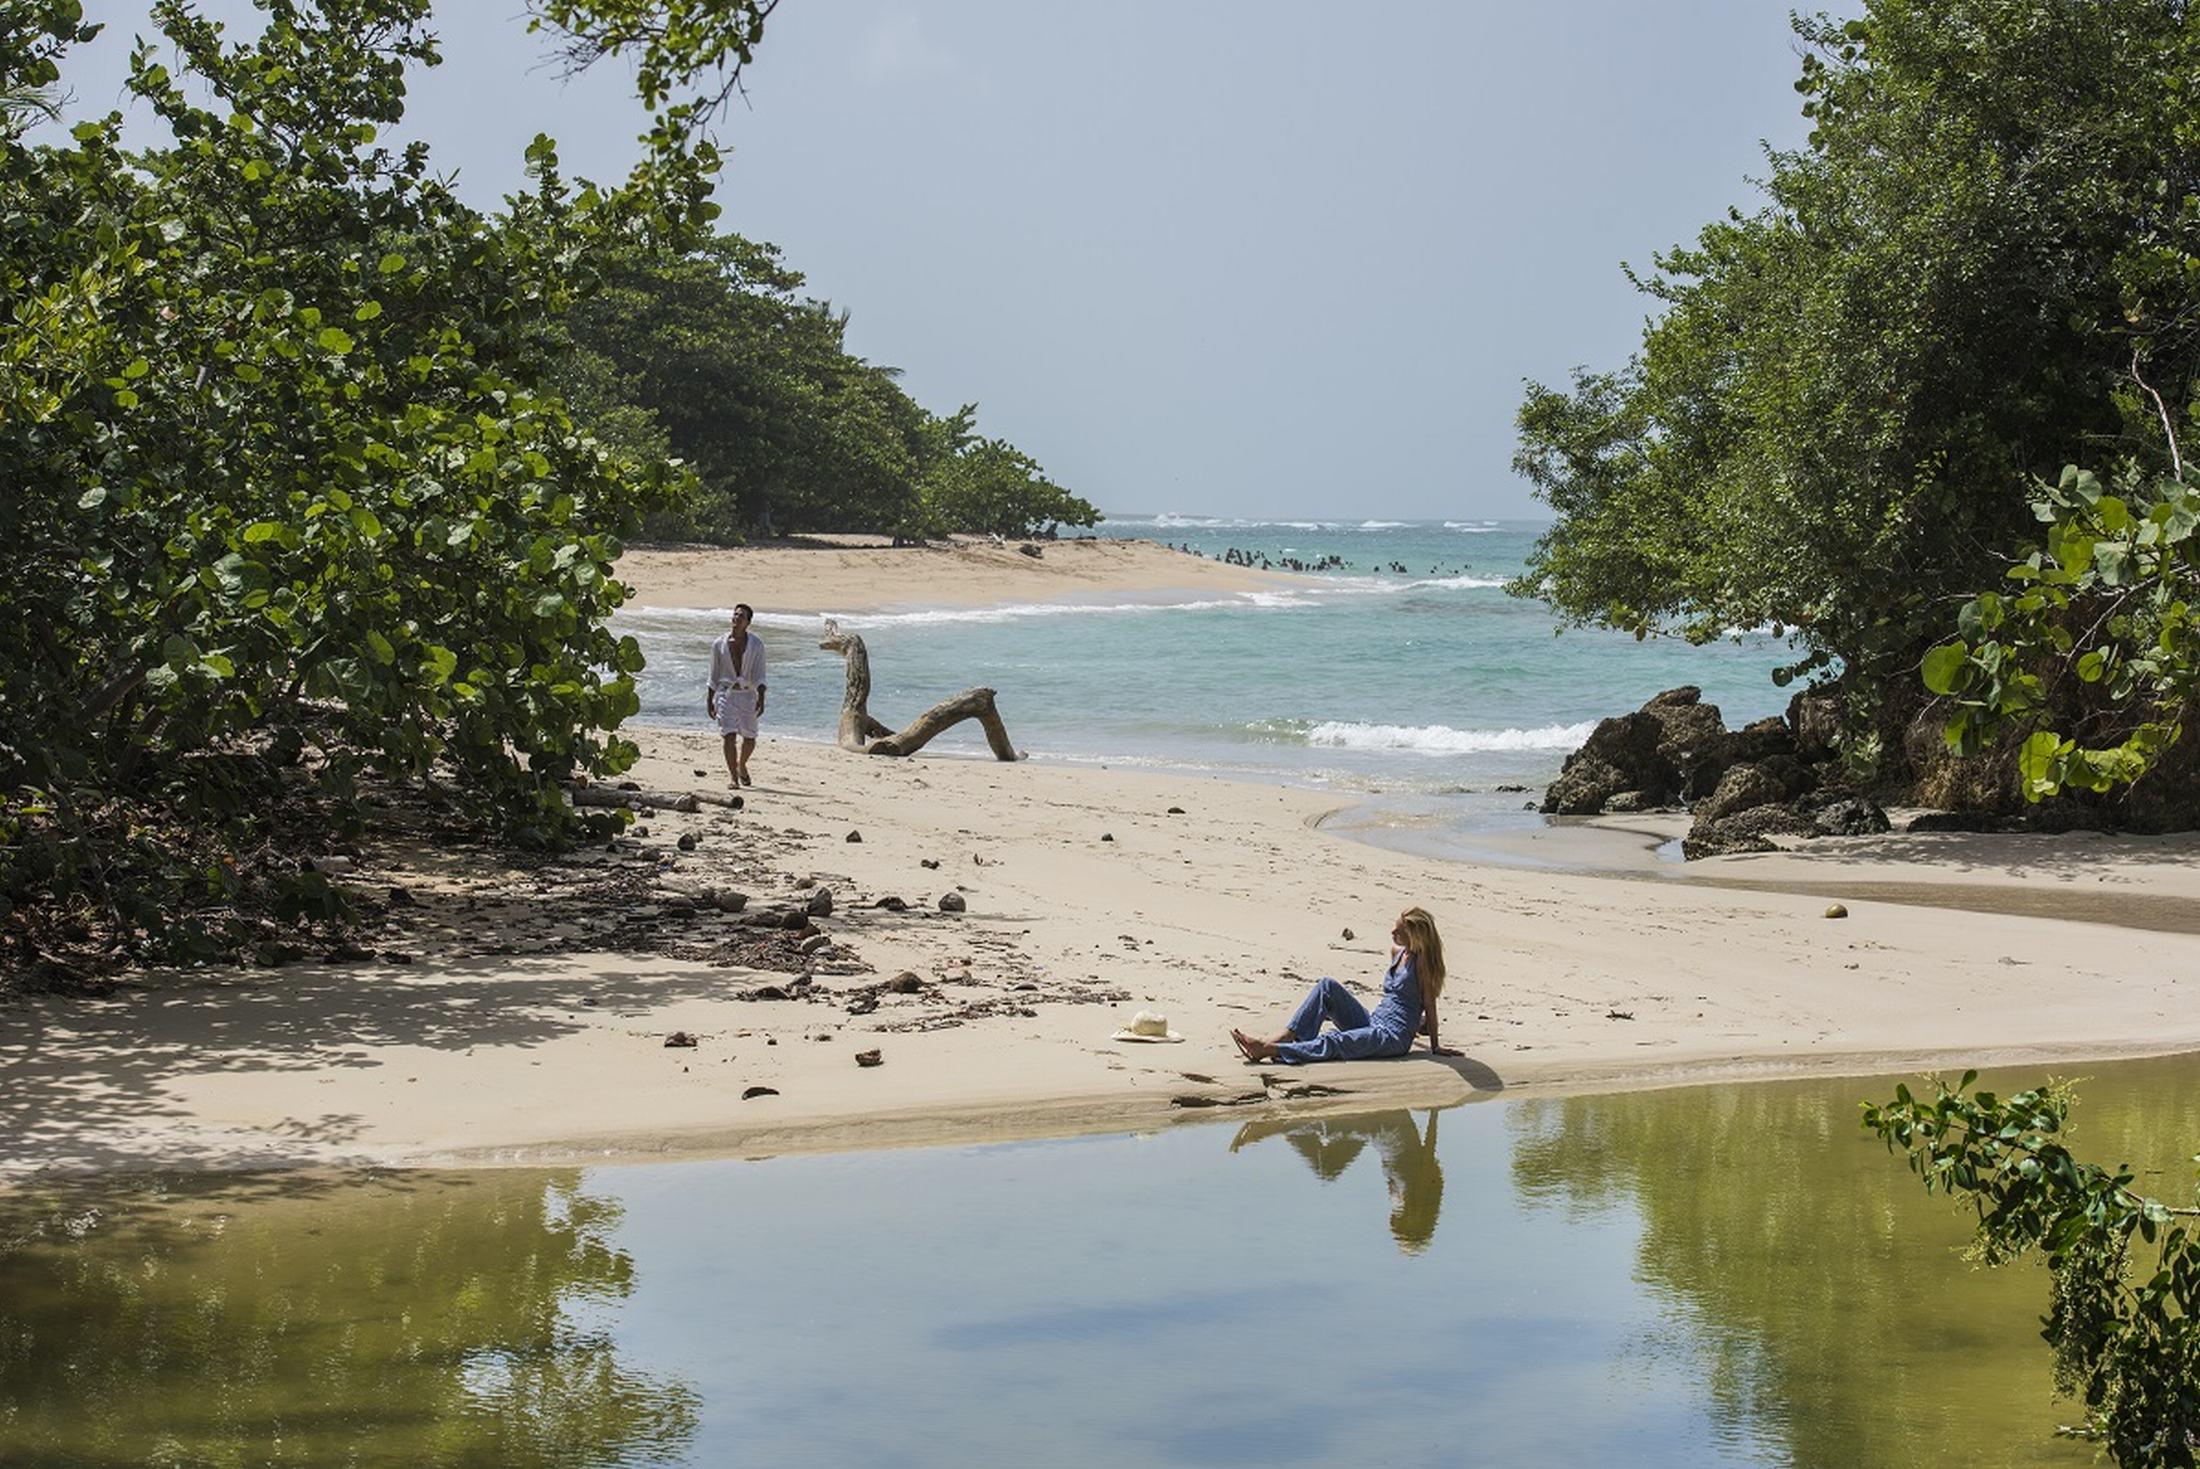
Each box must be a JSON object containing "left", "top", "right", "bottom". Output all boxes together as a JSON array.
[{"left": 54, "top": 2, "right": 1819, "bottom": 520}]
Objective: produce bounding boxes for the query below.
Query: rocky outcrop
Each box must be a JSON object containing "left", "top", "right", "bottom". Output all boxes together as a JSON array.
[
  {"left": 1680, "top": 803, "right": 1821, "bottom": 859},
  {"left": 1727, "top": 716, "right": 1797, "bottom": 767},
  {"left": 1542, "top": 683, "right": 1895, "bottom": 859},
  {"left": 1787, "top": 690, "right": 1842, "bottom": 762},
  {"left": 1540, "top": 710, "right": 1678, "bottom": 815},
  {"left": 1543, "top": 687, "right": 1818, "bottom": 818},
  {"left": 1807, "top": 794, "right": 1892, "bottom": 837},
  {"left": 1640, "top": 687, "right": 1734, "bottom": 799},
  {"left": 1694, "top": 763, "right": 1790, "bottom": 825},
  {"left": 1683, "top": 773, "right": 1888, "bottom": 856}
]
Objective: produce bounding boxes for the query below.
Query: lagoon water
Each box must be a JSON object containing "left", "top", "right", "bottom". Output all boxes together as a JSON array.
[
  {"left": 9, "top": 1054, "right": 2199, "bottom": 1467},
  {"left": 616, "top": 520, "right": 1797, "bottom": 817}
]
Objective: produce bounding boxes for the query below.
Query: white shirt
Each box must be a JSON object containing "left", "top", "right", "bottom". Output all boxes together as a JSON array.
[{"left": 709, "top": 631, "right": 767, "bottom": 693}]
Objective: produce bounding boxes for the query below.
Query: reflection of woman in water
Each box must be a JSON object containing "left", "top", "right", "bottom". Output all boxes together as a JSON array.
[
  {"left": 1230, "top": 1109, "right": 1446, "bottom": 1253},
  {"left": 1232, "top": 907, "right": 1459, "bottom": 1064}
]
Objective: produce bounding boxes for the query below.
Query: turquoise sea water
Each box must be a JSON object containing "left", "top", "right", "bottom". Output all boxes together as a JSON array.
[{"left": 616, "top": 518, "right": 1796, "bottom": 806}]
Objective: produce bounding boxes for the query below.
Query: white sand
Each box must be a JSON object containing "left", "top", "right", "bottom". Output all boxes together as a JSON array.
[
  {"left": 8, "top": 730, "right": 2199, "bottom": 1179},
  {"left": 617, "top": 535, "right": 1293, "bottom": 614}
]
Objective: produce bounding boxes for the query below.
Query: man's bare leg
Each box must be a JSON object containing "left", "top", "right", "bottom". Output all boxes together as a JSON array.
[
  {"left": 737, "top": 735, "right": 757, "bottom": 786},
  {"left": 721, "top": 733, "right": 741, "bottom": 787}
]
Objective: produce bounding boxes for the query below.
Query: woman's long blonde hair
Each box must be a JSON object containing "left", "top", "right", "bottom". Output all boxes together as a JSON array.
[{"left": 1397, "top": 907, "right": 1446, "bottom": 1001}]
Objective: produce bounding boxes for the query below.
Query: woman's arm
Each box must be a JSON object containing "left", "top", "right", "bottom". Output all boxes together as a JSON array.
[{"left": 1424, "top": 986, "right": 1459, "bottom": 1058}]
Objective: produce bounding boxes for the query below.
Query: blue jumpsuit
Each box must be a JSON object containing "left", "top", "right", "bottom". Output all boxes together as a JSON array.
[{"left": 1272, "top": 953, "right": 1423, "bottom": 1064}]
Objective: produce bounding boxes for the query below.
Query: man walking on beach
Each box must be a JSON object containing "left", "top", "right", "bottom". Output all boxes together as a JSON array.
[{"left": 706, "top": 604, "right": 767, "bottom": 787}]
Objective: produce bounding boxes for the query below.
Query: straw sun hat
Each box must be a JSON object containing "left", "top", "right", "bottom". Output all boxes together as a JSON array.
[{"left": 1111, "top": 1010, "right": 1185, "bottom": 1043}]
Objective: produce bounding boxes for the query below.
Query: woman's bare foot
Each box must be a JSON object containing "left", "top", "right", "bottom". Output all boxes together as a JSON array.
[{"left": 1231, "top": 1029, "right": 1276, "bottom": 1063}]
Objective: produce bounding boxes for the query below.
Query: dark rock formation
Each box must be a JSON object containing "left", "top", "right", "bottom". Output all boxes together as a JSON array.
[
  {"left": 1642, "top": 687, "right": 1734, "bottom": 798},
  {"left": 1727, "top": 716, "right": 1797, "bottom": 767},
  {"left": 1805, "top": 795, "right": 1891, "bottom": 838},
  {"left": 1695, "top": 764, "right": 1789, "bottom": 825},
  {"left": 1544, "top": 684, "right": 1896, "bottom": 858},
  {"left": 1540, "top": 710, "right": 1678, "bottom": 815},
  {"left": 1787, "top": 690, "right": 1842, "bottom": 762},
  {"left": 1681, "top": 803, "right": 1820, "bottom": 859}
]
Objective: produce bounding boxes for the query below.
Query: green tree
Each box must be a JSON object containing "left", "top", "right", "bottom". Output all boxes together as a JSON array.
[
  {"left": 1922, "top": 462, "right": 2200, "bottom": 812},
  {"left": 1513, "top": 0, "right": 2200, "bottom": 773},
  {"left": 1866, "top": 1074, "right": 2200, "bottom": 1465},
  {"left": 0, "top": 0, "right": 767, "bottom": 973},
  {"left": 554, "top": 234, "right": 932, "bottom": 539},
  {"left": 553, "top": 234, "right": 1091, "bottom": 541},
  {"left": 919, "top": 422, "right": 1100, "bottom": 539}
]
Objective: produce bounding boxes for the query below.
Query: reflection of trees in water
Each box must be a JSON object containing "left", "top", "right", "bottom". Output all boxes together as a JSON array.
[
  {"left": 1504, "top": 1057, "right": 2200, "bottom": 1469},
  {"left": 1232, "top": 1109, "right": 1446, "bottom": 1253},
  {"left": 0, "top": 1169, "right": 697, "bottom": 1467}
]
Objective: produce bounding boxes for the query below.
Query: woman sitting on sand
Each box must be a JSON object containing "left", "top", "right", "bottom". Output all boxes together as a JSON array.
[{"left": 1233, "top": 907, "right": 1460, "bottom": 1064}]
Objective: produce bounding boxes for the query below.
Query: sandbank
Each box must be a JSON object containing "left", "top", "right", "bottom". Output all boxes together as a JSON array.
[
  {"left": 617, "top": 534, "right": 1295, "bottom": 615},
  {"left": 8, "top": 729, "right": 2200, "bottom": 1180}
]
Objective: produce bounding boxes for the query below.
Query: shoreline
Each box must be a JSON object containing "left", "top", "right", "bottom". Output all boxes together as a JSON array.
[
  {"left": 7, "top": 729, "right": 2200, "bottom": 1182},
  {"left": 615, "top": 534, "right": 1301, "bottom": 615}
]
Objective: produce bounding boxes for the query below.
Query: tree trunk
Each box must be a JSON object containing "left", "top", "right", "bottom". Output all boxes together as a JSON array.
[{"left": 820, "top": 620, "right": 1020, "bottom": 760}]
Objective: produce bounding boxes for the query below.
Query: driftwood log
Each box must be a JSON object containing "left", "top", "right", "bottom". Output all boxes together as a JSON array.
[
  {"left": 820, "top": 619, "right": 1020, "bottom": 760},
  {"left": 569, "top": 785, "right": 745, "bottom": 813},
  {"left": 571, "top": 786, "right": 700, "bottom": 813}
]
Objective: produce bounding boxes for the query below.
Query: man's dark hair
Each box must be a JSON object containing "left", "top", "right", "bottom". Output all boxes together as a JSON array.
[{"left": 733, "top": 603, "right": 754, "bottom": 619}]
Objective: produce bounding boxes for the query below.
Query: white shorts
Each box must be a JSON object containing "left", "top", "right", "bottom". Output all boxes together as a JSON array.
[{"left": 714, "top": 691, "right": 760, "bottom": 739}]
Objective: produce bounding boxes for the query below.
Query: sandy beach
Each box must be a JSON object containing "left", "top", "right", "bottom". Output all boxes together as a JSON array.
[
  {"left": 9, "top": 721, "right": 2200, "bottom": 1177},
  {"left": 618, "top": 535, "right": 1292, "bottom": 614},
  {"left": 8, "top": 541, "right": 2200, "bottom": 1180}
]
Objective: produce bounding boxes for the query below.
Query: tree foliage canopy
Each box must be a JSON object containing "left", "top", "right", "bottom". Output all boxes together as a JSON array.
[
  {"left": 0, "top": 0, "right": 764, "bottom": 971},
  {"left": 553, "top": 235, "right": 1098, "bottom": 541},
  {"left": 1514, "top": 0, "right": 2200, "bottom": 738}
]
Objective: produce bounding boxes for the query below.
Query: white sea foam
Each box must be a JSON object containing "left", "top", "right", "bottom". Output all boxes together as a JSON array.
[
  {"left": 619, "top": 592, "right": 1334, "bottom": 632},
  {"left": 1358, "top": 519, "right": 1408, "bottom": 529},
  {"left": 1301, "top": 720, "right": 1597, "bottom": 755},
  {"left": 1124, "top": 513, "right": 1345, "bottom": 531},
  {"left": 625, "top": 576, "right": 1498, "bottom": 629},
  {"left": 618, "top": 570, "right": 1503, "bottom": 634},
  {"left": 1442, "top": 521, "right": 1501, "bottom": 533},
  {"left": 1300, "top": 574, "right": 1507, "bottom": 596}
]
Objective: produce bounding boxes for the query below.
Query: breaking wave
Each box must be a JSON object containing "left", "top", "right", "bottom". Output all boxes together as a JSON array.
[{"left": 1297, "top": 719, "right": 1596, "bottom": 755}]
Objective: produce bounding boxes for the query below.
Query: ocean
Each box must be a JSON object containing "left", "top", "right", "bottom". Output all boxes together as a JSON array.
[{"left": 614, "top": 518, "right": 1797, "bottom": 845}]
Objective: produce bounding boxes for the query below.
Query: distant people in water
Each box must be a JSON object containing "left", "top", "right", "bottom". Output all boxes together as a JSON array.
[
  {"left": 1160, "top": 543, "right": 1406, "bottom": 575},
  {"left": 705, "top": 603, "right": 767, "bottom": 788},
  {"left": 1233, "top": 907, "right": 1459, "bottom": 1064}
]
